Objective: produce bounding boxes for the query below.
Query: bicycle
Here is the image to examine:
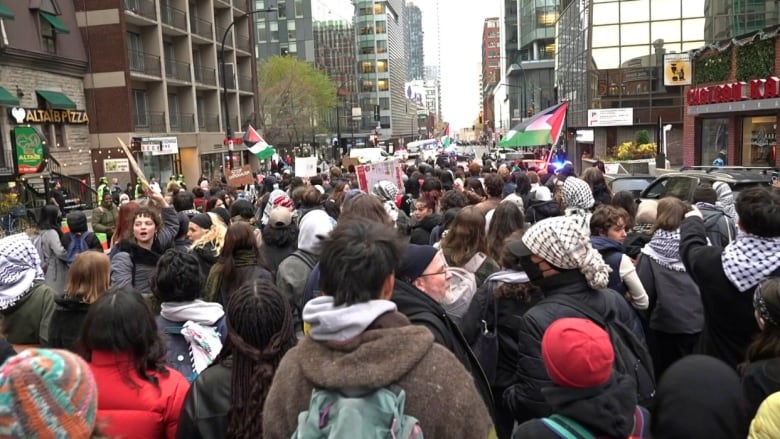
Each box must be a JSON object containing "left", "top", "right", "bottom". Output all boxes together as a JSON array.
[{"left": 0, "top": 205, "right": 32, "bottom": 238}]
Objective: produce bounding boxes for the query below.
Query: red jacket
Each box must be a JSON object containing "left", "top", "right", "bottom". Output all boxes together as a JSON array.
[{"left": 88, "top": 350, "right": 190, "bottom": 439}]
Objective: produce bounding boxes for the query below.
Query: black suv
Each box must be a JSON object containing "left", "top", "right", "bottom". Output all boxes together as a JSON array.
[{"left": 640, "top": 166, "right": 778, "bottom": 202}]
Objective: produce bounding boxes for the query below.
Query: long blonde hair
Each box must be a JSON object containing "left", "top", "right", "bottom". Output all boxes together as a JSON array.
[
  {"left": 65, "top": 251, "right": 110, "bottom": 304},
  {"left": 191, "top": 212, "right": 227, "bottom": 255}
]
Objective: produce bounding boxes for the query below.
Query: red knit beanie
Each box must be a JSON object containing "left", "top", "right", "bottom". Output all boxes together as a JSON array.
[{"left": 542, "top": 317, "right": 614, "bottom": 388}]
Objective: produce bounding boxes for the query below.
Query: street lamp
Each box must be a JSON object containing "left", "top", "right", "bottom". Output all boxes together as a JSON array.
[{"left": 220, "top": 7, "right": 277, "bottom": 170}]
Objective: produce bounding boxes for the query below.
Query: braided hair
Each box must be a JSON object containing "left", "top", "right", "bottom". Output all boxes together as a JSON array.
[{"left": 220, "top": 278, "right": 296, "bottom": 439}]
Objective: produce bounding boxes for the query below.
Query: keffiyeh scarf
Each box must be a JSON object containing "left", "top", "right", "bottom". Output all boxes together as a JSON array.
[
  {"left": 722, "top": 232, "right": 780, "bottom": 292},
  {"left": 0, "top": 233, "right": 45, "bottom": 310},
  {"left": 641, "top": 229, "right": 686, "bottom": 272}
]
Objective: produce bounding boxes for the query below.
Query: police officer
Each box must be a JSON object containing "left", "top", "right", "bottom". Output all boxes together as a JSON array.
[
  {"left": 96, "top": 176, "right": 109, "bottom": 205},
  {"left": 134, "top": 177, "right": 145, "bottom": 199}
]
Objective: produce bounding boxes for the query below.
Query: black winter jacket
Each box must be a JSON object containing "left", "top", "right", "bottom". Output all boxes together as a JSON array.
[
  {"left": 409, "top": 213, "right": 441, "bottom": 245},
  {"left": 47, "top": 297, "right": 90, "bottom": 351},
  {"left": 679, "top": 217, "right": 773, "bottom": 369},
  {"left": 503, "top": 270, "right": 644, "bottom": 423},
  {"left": 391, "top": 279, "right": 494, "bottom": 416},
  {"left": 524, "top": 200, "right": 562, "bottom": 224},
  {"left": 742, "top": 357, "right": 780, "bottom": 419},
  {"left": 176, "top": 359, "right": 232, "bottom": 439},
  {"left": 512, "top": 375, "right": 649, "bottom": 439}
]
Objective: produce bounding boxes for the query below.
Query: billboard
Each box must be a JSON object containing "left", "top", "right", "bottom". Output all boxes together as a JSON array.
[{"left": 664, "top": 53, "right": 692, "bottom": 86}]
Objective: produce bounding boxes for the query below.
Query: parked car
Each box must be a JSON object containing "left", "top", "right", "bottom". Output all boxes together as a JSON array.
[
  {"left": 606, "top": 174, "right": 655, "bottom": 198},
  {"left": 639, "top": 166, "right": 778, "bottom": 203}
]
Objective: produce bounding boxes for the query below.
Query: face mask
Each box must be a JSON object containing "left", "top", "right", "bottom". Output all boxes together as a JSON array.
[{"left": 520, "top": 255, "right": 545, "bottom": 282}]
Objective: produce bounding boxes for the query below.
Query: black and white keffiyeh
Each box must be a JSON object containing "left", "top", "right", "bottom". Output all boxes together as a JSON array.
[
  {"left": 722, "top": 232, "right": 780, "bottom": 292},
  {"left": 0, "top": 233, "right": 45, "bottom": 310},
  {"left": 522, "top": 216, "right": 611, "bottom": 289},
  {"left": 562, "top": 177, "right": 595, "bottom": 211},
  {"left": 641, "top": 229, "right": 686, "bottom": 272}
]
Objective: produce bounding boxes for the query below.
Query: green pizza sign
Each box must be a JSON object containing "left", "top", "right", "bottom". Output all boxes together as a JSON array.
[{"left": 14, "top": 126, "right": 46, "bottom": 174}]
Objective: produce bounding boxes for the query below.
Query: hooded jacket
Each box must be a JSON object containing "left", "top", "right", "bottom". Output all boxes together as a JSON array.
[
  {"left": 410, "top": 213, "right": 441, "bottom": 245},
  {"left": 262, "top": 309, "right": 494, "bottom": 439},
  {"left": 391, "top": 279, "right": 494, "bottom": 414},
  {"left": 47, "top": 296, "right": 91, "bottom": 350},
  {"left": 513, "top": 375, "right": 646, "bottom": 439},
  {"left": 503, "top": 270, "right": 644, "bottom": 423},
  {"left": 524, "top": 199, "right": 562, "bottom": 224}
]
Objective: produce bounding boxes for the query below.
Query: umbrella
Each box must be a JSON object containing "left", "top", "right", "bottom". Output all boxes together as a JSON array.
[{"left": 498, "top": 102, "right": 569, "bottom": 148}]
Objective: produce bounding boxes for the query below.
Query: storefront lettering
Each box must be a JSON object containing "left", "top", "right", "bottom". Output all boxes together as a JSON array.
[
  {"left": 687, "top": 76, "right": 780, "bottom": 106},
  {"left": 7, "top": 107, "right": 89, "bottom": 124}
]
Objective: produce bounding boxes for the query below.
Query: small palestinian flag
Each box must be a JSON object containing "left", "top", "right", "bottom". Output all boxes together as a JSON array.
[{"left": 244, "top": 125, "right": 275, "bottom": 160}]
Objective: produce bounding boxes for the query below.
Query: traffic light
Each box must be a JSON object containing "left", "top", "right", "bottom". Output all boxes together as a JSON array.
[{"left": 374, "top": 105, "right": 380, "bottom": 122}]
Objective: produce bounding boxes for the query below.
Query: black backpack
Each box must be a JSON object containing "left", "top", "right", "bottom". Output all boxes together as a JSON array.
[
  {"left": 542, "top": 294, "right": 656, "bottom": 407},
  {"left": 701, "top": 209, "right": 736, "bottom": 248}
]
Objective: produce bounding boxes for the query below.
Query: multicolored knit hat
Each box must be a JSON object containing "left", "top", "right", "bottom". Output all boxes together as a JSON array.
[{"left": 0, "top": 348, "right": 98, "bottom": 438}]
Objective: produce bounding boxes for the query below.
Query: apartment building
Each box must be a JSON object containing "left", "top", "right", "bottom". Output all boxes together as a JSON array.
[{"left": 76, "top": 0, "right": 258, "bottom": 188}]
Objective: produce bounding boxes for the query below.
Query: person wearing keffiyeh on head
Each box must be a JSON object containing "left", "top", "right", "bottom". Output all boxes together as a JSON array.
[
  {"left": 561, "top": 177, "right": 595, "bottom": 234},
  {"left": 502, "top": 216, "right": 644, "bottom": 424},
  {"left": 371, "top": 180, "right": 412, "bottom": 234},
  {"left": 680, "top": 185, "right": 780, "bottom": 369},
  {"left": 0, "top": 233, "right": 56, "bottom": 346}
]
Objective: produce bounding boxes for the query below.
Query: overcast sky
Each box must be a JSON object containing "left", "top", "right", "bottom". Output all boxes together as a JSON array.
[{"left": 414, "top": 0, "right": 500, "bottom": 133}]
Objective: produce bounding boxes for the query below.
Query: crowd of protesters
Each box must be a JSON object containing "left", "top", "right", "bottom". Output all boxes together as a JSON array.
[{"left": 0, "top": 153, "right": 779, "bottom": 439}]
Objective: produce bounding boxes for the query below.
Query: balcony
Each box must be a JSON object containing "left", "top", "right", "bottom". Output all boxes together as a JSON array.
[
  {"left": 170, "top": 113, "right": 195, "bottom": 132},
  {"left": 214, "top": 0, "right": 231, "bottom": 8},
  {"left": 233, "top": 0, "right": 246, "bottom": 12},
  {"left": 124, "top": 0, "right": 156, "bottom": 22},
  {"left": 236, "top": 34, "right": 251, "bottom": 52},
  {"left": 216, "top": 26, "right": 232, "bottom": 46},
  {"left": 160, "top": 4, "right": 187, "bottom": 32},
  {"left": 128, "top": 50, "right": 162, "bottom": 77},
  {"left": 194, "top": 65, "right": 217, "bottom": 86},
  {"left": 164, "top": 58, "right": 191, "bottom": 82},
  {"left": 190, "top": 17, "right": 213, "bottom": 41},
  {"left": 199, "top": 113, "right": 220, "bottom": 132},
  {"left": 134, "top": 111, "right": 166, "bottom": 132},
  {"left": 238, "top": 75, "right": 254, "bottom": 92}
]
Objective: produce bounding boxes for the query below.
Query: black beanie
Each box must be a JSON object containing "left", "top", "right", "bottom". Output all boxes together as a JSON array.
[
  {"left": 66, "top": 211, "right": 88, "bottom": 234},
  {"left": 190, "top": 213, "right": 212, "bottom": 230},
  {"left": 396, "top": 244, "right": 439, "bottom": 283},
  {"left": 693, "top": 184, "right": 718, "bottom": 204},
  {"left": 176, "top": 212, "right": 190, "bottom": 239}
]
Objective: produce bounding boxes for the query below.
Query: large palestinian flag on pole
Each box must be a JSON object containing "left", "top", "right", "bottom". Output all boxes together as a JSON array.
[
  {"left": 498, "top": 102, "right": 568, "bottom": 148},
  {"left": 438, "top": 123, "right": 451, "bottom": 147},
  {"left": 244, "top": 125, "right": 275, "bottom": 160}
]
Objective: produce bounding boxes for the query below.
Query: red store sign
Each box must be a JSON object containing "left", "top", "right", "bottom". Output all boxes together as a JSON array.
[{"left": 687, "top": 77, "right": 780, "bottom": 106}]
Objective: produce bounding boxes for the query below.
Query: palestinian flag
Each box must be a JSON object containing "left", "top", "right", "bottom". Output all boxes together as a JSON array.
[
  {"left": 499, "top": 102, "right": 569, "bottom": 148},
  {"left": 438, "top": 123, "right": 451, "bottom": 147},
  {"left": 244, "top": 125, "right": 275, "bottom": 160}
]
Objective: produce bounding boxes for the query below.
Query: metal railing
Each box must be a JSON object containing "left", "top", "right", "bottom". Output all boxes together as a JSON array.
[
  {"left": 200, "top": 113, "right": 220, "bottom": 131},
  {"left": 165, "top": 58, "right": 191, "bottom": 82},
  {"left": 128, "top": 50, "right": 162, "bottom": 77},
  {"left": 238, "top": 75, "right": 254, "bottom": 92},
  {"left": 236, "top": 34, "right": 251, "bottom": 52},
  {"left": 190, "top": 17, "right": 213, "bottom": 39},
  {"left": 0, "top": 146, "right": 13, "bottom": 176},
  {"left": 124, "top": 0, "right": 156, "bottom": 20},
  {"left": 194, "top": 65, "right": 217, "bottom": 85},
  {"left": 160, "top": 4, "right": 187, "bottom": 31},
  {"left": 171, "top": 113, "right": 195, "bottom": 131},
  {"left": 135, "top": 111, "right": 166, "bottom": 131}
]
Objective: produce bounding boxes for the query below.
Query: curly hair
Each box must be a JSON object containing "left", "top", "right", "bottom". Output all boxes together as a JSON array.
[{"left": 221, "top": 279, "right": 296, "bottom": 439}]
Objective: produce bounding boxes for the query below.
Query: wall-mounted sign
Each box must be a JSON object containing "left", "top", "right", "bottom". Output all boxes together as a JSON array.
[
  {"left": 664, "top": 53, "right": 691, "bottom": 86},
  {"left": 104, "top": 158, "right": 130, "bottom": 173},
  {"left": 13, "top": 126, "right": 46, "bottom": 174},
  {"left": 576, "top": 129, "right": 594, "bottom": 143},
  {"left": 8, "top": 107, "right": 89, "bottom": 124},
  {"left": 686, "top": 76, "right": 780, "bottom": 106},
  {"left": 587, "top": 108, "right": 634, "bottom": 127},
  {"left": 140, "top": 136, "right": 179, "bottom": 156}
]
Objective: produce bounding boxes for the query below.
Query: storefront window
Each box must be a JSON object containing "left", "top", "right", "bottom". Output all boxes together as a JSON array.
[
  {"left": 699, "top": 118, "right": 728, "bottom": 166},
  {"left": 742, "top": 116, "right": 776, "bottom": 166},
  {"left": 139, "top": 152, "right": 176, "bottom": 183}
]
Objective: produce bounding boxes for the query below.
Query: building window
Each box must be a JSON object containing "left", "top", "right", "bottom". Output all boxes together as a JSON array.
[
  {"left": 288, "top": 42, "right": 297, "bottom": 55},
  {"left": 698, "top": 118, "right": 728, "bottom": 166},
  {"left": 168, "top": 94, "right": 179, "bottom": 128},
  {"left": 377, "top": 79, "right": 389, "bottom": 91},
  {"left": 741, "top": 116, "right": 776, "bottom": 166},
  {"left": 288, "top": 20, "right": 296, "bottom": 40},
  {"left": 254, "top": 0, "right": 265, "bottom": 9},
  {"left": 361, "top": 61, "right": 374, "bottom": 73},
  {"left": 376, "top": 60, "right": 387, "bottom": 72},
  {"left": 270, "top": 22, "right": 278, "bottom": 41},
  {"left": 43, "top": 124, "right": 66, "bottom": 148},
  {"left": 360, "top": 41, "right": 374, "bottom": 54},
  {"left": 361, "top": 80, "right": 375, "bottom": 92},
  {"left": 277, "top": 1, "right": 286, "bottom": 19},
  {"left": 128, "top": 32, "right": 143, "bottom": 70},
  {"left": 376, "top": 40, "right": 386, "bottom": 53},
  {"left": 374, "top": 3, "right": 385, "bottom": 14},
  {"left": 360, "top": 24, "right": 373, "bottom": 35},
  {"left": 196, "top": 97, "right": 206, "bottom": 128},
  {"left": 256, "top": 21, "right": 266, "bottom": 42},
  {"left": 41, "top": 18, "right": 56, "bottom": 53},
  {"left": 375, "top": 20, "right": 386, "bottom": 34},
  {"left": 133, "top": 90, "right": 148, "bottom": 127},
  {"left": 380, "top": 97, "right": 389, "bottom": 110},
  {"left": 295, "top": 0, "right": 304, "bottom": 17}
]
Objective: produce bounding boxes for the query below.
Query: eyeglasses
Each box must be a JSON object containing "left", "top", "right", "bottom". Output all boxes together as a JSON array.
[{"left": 418, "top": 265, "right": 448, "bottom": 277}]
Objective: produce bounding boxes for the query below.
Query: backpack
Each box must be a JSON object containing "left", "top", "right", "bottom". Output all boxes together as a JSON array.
[
  {"left": 470, "top": 271, "right": 504, "bottom": 386},
  {"left": 443, "top": 252, "right": 487, "bottom": 325},
  {"left": 292, "top": 385, "right": 423, "bottom": 439},
  {"left": 66, "top": 232, "right": 93, "bottom": 267},
  {"left": 540, "top": 406, "right": 647, "bottom": 439},
  {"left": 543, "top": 294, "right": 656, "bottom": 407},
  {"left": 701, "top": 209, "right": 735, "bottom": 247}
]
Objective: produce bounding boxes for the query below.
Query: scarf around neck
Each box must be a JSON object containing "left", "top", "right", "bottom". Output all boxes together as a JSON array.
[
  {"left": 160, "top": 300, "right": 225, "bottom": 325},
  {"left": 303, "top": 296, "right": 397, "bottom": 342},
  {"left": 641, "top": 229, "right": 686, "bottom": 272},
  {"left": 722, "top": 232, "right": 780, "bottom": 292}
]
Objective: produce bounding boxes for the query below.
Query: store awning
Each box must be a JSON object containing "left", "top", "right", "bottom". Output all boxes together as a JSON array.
[
  {"left": 36, "top": 90, "right": 76, "bottom": 109},
  {"left": 0, "top": 87, "right": 19, "bottom": 106},
  {"left": 0, "top": 2, "right": 14, "bottom": 20},
  {"left": 40, "top": 12, "right": 69, "bottom": 34}
]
